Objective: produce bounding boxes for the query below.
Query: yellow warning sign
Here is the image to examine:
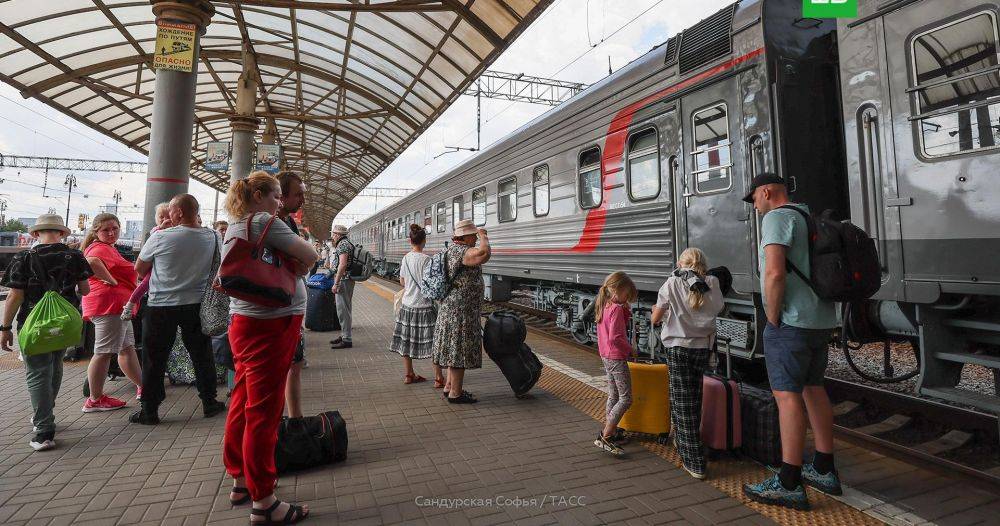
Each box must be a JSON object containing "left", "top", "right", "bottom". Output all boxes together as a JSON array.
[{"left": 153, "top": 21, "right": 196, "bottom": 72}]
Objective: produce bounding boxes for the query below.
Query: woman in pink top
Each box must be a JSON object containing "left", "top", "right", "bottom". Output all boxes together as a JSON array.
[
  {"left": 593, "top": 271, "right": 638, "bottom": 457},
  {"left": 81, "top": 214, "right": 141, "bottom": 412}
]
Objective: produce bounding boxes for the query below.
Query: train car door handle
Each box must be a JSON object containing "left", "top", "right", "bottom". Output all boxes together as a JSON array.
[{"left": 885, "top": 197, "right": 913, "bottom": 207}]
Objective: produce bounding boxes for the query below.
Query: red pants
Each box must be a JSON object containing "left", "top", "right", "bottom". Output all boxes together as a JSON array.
[{"left": 223, "top": 314, "right": 303, "bottom": 500}]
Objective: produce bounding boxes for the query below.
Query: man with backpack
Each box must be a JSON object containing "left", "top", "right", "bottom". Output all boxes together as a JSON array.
[
  {"left": 329, "top": 224, "right": 355, "bottom": 349},
  {"left": 0, "top": 214, "right": 93, "bottom": 451},
  {"left": 277, "top": 171, "right": 308, "bottom": 417},
  {"left": 742, "top": 174, "right": 841, "bottom": 510}
]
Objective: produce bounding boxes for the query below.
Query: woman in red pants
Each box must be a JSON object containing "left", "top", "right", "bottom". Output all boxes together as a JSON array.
[{"left": 221, "top": 171, "right": 318, "bottom": 524}]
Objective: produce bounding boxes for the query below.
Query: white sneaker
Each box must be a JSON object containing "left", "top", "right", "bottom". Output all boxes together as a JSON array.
[{"left": 29, "top": 436, "right": 55, "bottom": 451}]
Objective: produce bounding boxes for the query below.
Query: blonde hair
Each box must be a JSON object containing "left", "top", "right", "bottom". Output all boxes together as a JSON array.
[
  {"left": 154, "top": 202, "right": 170, "bottom": 223},
  {"left": 81, "top": 213, "right": 120, "bottom": 251},
  {"left": 224, "top": 171, "right": 280, "bottom": 219},
  {"left": 677, "top": 248, "right": 709, "bottom": 309},
  {"left": 594, "top": 271, "right": 638, "bottom": 323}
]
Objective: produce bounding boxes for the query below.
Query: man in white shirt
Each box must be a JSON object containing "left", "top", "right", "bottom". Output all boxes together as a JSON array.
[{"left": 130, "top": 194, "right": 225, "bottom": 425}]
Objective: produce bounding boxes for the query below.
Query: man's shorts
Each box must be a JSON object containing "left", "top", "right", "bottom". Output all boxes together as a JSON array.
[
  {"left": 763, "top": 321, "right": 831, "bottom": 393},
  {"left": 292, "top": 329, "right": 305, "bottom": 364},
  {"left": 92, "top": 315, "right": 135, "bottom": 355}
]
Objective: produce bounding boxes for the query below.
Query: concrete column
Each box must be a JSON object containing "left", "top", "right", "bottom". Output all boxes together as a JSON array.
[
  {"left": 229, "top": 115, "right": 260, "bottom": 184},
  {"left": 143, "top": 0, "right": 214, "bottom": 236}
]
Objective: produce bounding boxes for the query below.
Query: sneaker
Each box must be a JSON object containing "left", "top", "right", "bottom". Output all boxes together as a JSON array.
[
  {"left": 682, "top": 463, "right": 706, "bottom": 480},
  {"left": 743, "top": 474, "right": 810, "bottom": 511},
  {"left": 594, "top": 434, "right": 626, "bottom": 458},
  {"left": 329, "top": 337, "right": 342, "bottom": 345},
  {"left": 802, "top": 463, "right": 843, "bottom": 496},
  {"left": 203, "top": 399, "right": 227, "bottom": 418},
  {"left": 330, "top": 340, "right": 353, "bottom": 349},
  {"left": 136, "top": 386, "right": 143, "bottom": 400},
  {"left": 82, "top": 395, "right": 127, "bottom": 413},
  {"left": 29, "top": 433, "right": 55, "bottom": 451},
  {"left": 128, "top": 410, "right": 160, "bottom": 425},
  {"left": 610, "top": 428, "right": 630, "bottom": 446}
]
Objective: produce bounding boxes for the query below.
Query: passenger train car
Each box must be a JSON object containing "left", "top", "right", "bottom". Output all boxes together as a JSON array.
[{"left": 349, "top": 0, "right": 1000, "bottom": 412}]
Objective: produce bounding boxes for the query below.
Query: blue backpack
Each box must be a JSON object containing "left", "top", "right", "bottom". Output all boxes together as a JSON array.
[{"left": 419, "top": 250, "right": 464, "bottom": 301}]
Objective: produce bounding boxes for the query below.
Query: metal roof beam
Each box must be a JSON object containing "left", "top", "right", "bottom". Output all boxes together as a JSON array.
[{"left": 212, "top": 1, "right": 451, "bottom": 12}]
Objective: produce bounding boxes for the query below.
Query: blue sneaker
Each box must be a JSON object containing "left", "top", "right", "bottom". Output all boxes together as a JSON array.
[
  {"left": 743, "top": 474, "right": 810, "bottom": 510},
  {"left": 802, "top": 463, "right": 843, "bottom": 495}
]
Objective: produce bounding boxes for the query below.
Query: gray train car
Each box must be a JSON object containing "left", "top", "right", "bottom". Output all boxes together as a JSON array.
[
  {"left": 839, "top": 0, "right": 1000, "bottom": 411},
  {"left": 349, "top": 0, "right": 1000, "bottom": 411}
]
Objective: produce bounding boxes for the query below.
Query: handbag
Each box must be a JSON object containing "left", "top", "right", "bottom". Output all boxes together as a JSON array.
[
  {"left": 200, "top": 232, "right": 229, "bottom": 336},
  {"left": 392, "top": 289, "right": 404, "bottom": 316},
  {"left": 214, "top": 213, "right": 298, "bottom": 308}
]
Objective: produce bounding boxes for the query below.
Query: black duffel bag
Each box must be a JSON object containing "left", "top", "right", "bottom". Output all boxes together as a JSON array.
[
  {"left": 483, "top": 311, "right": 526, "bottom": 357},
  {"left": 275, "top": 411, "right": 348, "bottom": 473}
]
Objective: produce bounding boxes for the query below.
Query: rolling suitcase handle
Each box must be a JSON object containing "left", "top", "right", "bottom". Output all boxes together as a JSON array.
[{"left": 717, "top": 336, "right": 733, "bottom": 380}]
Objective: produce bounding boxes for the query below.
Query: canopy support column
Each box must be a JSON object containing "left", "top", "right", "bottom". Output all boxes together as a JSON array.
[
  {"left": 143, "top": 0, "right": 214, "bottom": 236},
  {"left": 229, "top": 49, "right": 260, "bottom": 184}
]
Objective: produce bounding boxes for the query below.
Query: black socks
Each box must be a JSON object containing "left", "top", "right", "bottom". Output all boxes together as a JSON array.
[
  {"left": 812, "top": 451, "right": 835, "bottom": 475},
  {"left": 779, "top": 462, "right": 802, "bottom": 490}
]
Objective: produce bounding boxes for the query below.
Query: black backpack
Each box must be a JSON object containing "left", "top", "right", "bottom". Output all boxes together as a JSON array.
[{"left": 778, "top": 205, "right": 880, "bottom": 302}]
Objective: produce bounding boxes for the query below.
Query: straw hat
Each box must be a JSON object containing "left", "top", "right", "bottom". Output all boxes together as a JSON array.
[
  {"left": 29, "top": 214, "right": 70, "bottom": 235},
  {"left": 453, "top": 219, "right": 477, "bottom": 238},
  {"left": 331, "top": 224, "right": 348, "bottom": 235}
]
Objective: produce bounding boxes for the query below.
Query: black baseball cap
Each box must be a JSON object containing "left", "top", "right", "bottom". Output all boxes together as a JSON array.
[{"left": 742, "top": 173, "right": 785, "bottom": 203}]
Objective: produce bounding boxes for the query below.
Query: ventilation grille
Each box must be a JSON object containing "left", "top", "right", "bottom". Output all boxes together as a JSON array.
[
  {"left": 678, "top": 4, "right": 737, "bottom": 75},
  {"left": 664, "top": 35, "right": 680, "bottom": 66}
]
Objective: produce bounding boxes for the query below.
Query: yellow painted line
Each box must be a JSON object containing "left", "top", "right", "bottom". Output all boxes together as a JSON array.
[{"left": 361, "top": 279, "right": 396, "bottom": 301}]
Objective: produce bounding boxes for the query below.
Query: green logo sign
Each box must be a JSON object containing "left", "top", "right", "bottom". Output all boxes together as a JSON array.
[{"left": 802, "top": 0, "right": 858, "bottom": 18}]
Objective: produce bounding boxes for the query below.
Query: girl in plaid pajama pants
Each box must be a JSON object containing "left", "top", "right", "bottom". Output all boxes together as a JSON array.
[
  {"left": 593, "top": 271, "right": 639, "bottom": 458},
  {"left": 652, "top": 249, "right": 725, "bottom": 479}
]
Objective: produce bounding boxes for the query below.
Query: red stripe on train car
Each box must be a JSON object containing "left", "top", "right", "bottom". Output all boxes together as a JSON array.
[{"left": 493, "top": 47, "right": 765, "bottom": 256}]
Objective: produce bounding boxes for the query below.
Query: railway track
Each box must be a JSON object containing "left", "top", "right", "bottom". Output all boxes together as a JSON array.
[{"left": 484, "top": 296, "right": 1000, "bottom": 491}]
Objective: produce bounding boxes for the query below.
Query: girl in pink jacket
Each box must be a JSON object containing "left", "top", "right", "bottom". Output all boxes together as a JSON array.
[{"left": 594, "top": 271, "right": 638, "bottom": 457}]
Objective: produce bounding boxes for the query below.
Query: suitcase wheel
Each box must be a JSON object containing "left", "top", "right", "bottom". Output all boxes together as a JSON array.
[{"left": 656, "top": 433, "right": 670, "bottom": 445}]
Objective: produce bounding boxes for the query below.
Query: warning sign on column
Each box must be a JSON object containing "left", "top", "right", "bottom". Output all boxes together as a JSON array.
[{"left": 153, "top": 21, "right": 196, "bottom": 72}]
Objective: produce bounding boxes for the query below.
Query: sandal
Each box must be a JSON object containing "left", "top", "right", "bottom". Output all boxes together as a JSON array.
[
  {"left": 251, "top": 499, "right": 309, "bottom": 525},
  {"left": 434, "top": 379, "right": 446, "bottom": 389},
  {"left": 403, "top": 374, "right": 427, "bottom": 384},
  {"left": 230, "top": 487, "right": 251, "bottom": 506}
]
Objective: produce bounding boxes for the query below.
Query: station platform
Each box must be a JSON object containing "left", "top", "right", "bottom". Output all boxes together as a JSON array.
[{"left": 0, "top": 282, "right": 994, "bottom": 525}]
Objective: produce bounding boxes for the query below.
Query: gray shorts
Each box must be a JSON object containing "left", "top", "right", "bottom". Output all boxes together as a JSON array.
[
  {"left": 92, "top": 315, "right": 135, "bottom": 355},
  {"left": 763, "top": 321, "right": 831, "bottom": 393}
]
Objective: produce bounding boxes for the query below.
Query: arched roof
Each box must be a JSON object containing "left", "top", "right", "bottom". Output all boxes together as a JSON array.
[{"left": 0, "top": 0, "right": 552, "bottom": 234}]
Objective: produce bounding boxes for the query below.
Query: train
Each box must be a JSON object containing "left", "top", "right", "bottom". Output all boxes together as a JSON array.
[{"left": 348, "top": 0, "right": 1000, "bottom": 413}]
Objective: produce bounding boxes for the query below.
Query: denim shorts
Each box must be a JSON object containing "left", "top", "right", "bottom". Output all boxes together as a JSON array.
[{"left": 763, "top": 321, "right": 831, "bottom": 393}]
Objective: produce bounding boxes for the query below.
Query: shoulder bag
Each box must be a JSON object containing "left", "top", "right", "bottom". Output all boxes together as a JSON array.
[
  {"left": 214, "top": 214, "right": 298, "bottom": 308},
  {"left": 200, "top": 232, "right": 229, "bottom": 335}
]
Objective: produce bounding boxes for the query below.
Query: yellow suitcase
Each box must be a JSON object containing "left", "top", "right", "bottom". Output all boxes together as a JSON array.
[{"left": 617, "top": 361, "right": 670, "bottom": 443}]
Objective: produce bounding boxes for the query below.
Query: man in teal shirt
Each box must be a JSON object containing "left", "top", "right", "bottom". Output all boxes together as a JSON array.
[{"left": 742, "top": 174, "right": 841, "bottom": 510}]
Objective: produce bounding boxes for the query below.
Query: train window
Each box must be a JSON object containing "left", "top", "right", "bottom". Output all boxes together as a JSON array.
[
  {"left": 424, "top": 206, "right": 432, "bottom": 229},
  {"left": 472, "top": 187, "right": 487, "bottom": 226},
  {"left": 691, "top": 103, "right": 731, "bottom": 193},
  {"left": 413, "top": 211, "right": 420, "bottom": 228},
  {"left": 578, "top": 147, "right": 602, "bottom": 209},
  {"left": 397, "top": 217, "right": 403, "bottom": 239},
  {"left": 498, "top": 177, "right": 517, "bottom": 222},
  {"left": 436, "top": 202, "right": 446, "bottom": 233},
  {"left": 405, "top": 214, "right": 412, "bottom": 230},
  {"left": 627, "top": 128, "right": 660, "bottom": 201},
  {"left": 910, "top": 11, "right": 1000, "bottom": 158},
  {"left": 533, "top": 164, "right": 550, "bottom": 216},
  {"left": 452, "top": 195, "right": 463, "bottom": 228}
]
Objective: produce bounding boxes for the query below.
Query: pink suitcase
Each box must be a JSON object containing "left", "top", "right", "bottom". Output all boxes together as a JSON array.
[{"left": 700, "top": 339, "right": 741, "bottom": 451}]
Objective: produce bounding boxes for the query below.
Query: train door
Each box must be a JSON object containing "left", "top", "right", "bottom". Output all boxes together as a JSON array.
[
  {"left": 680, "top": 82, "right": 750, "bottom": 280},
  {"left": 656, "top": 106, "right": 684, "bottom": 261},
  {"left": 880, "top": 2, "right": 1000, "bottom": 294}
]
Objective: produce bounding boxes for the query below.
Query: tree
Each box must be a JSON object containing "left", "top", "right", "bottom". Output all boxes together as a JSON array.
[{"left": 1, "top": 219, "right": 27, "bottom": 233}]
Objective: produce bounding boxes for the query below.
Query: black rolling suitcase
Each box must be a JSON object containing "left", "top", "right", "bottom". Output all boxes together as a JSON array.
[
  {"left": 740, "top": 383, "right": 782, "bottom": 466},
  {"left": 483, "top": 312, "right": 543, "bottom": 396},
  {"left": 275, "top": 410, "right": 349, "bottom": 473},
  {"left": 305, "top": 287, "right": 339, "bottom": 332}
]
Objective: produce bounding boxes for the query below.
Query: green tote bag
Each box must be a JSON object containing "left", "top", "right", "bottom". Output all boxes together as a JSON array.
[{"left": 17, "top": 251, "right": 84, "bottom": 356}]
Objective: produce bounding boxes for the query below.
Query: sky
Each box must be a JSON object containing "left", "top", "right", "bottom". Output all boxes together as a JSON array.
[{"left": 0, "top": 0, "right": 732, "bottom": 233}]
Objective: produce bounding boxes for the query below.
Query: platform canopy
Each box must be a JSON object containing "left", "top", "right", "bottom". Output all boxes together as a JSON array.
[{"left": 0, "top": 0, "right": 552, "bottom": 234}]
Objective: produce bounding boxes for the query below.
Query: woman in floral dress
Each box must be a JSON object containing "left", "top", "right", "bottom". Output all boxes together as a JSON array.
[{"left": 432, "top": 219, "right": 491, "bottom": 404}]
